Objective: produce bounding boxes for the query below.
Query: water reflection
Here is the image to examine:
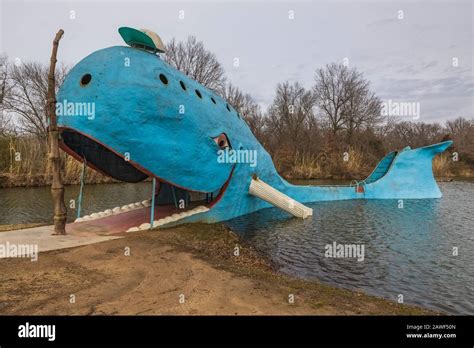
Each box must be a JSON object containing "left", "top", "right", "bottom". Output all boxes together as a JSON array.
[{"left": 226, "top": 182, "right": 474, "bottom": 315}]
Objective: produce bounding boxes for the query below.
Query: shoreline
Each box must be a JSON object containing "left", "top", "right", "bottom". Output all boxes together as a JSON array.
[
  {"left": 0, "top": 173, "right": 471, "bottom": 189},
  {"left": 0, "top": 223, "right": 438, "bottom": 315}
]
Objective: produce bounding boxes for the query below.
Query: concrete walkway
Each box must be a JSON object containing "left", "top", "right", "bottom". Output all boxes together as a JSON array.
[{"left": 0, "top": 225, "right": 123, "bottom": 258}]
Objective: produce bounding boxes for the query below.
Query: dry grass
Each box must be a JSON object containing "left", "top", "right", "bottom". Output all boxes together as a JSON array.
[
  {"left": 284, "top": 148, "right": 374, "bottom": 180},
  {"left": 1, "top": 136, "right": 473, "bottom": 187},
  {"left": 433, "top": 154, "right": 474, "bottom": 178},
  {"left": 0, "top": 136, "right": 114, "bottom": 187},
  {"left": 433, "top": 154, "right": 450, "bottom": 177}
]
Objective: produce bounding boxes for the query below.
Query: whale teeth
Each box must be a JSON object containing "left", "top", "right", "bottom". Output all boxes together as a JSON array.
[
  {"left": 146, "top": 205, "right": 210, "bottom": 229},
  {"left": 72, "top": 202, "right": 210, "bottom": 227},
  {"left": 170, "top": 213, "right": 181, "bottom": 220},
  {"left": 139, "top": 222, "right": 151, "bottom": 230},
  {"left": 162, "top": 217, "right": 173, "bottom": 224},
  {"left": 73, "top": 198, "right": 159, "bottom": 224}
]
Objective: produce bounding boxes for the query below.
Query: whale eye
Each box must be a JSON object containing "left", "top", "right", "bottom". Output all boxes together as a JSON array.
[{"left": 213, "top": 133, "right": 230, "bottom": 149}]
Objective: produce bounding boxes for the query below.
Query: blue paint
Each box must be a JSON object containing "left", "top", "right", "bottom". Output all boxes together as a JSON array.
[{"left": 57, "top": 44, "right": 453, "bottom": 225}]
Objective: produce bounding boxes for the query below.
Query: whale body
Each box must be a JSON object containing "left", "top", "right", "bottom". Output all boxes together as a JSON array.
[{"left": 57, "top": 44, "right": 452, "bottom": 228}]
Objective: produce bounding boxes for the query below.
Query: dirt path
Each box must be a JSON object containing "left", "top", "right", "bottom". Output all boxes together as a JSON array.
[{"left": 0, "top": 224, "right": 435, "bottom": 315}]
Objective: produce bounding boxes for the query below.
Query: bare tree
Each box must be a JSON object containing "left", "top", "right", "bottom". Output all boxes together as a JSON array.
[
  {"left": 266, "top": 82, "right": 317, "bottom": 155},
  {"left": 314, "top": 63, "right": 383, "bottom": 136},
  {"left": 382, "top": 120, "right": 445, "bottom": 150},
  {"left": 0, "top": 113, "right": 12, "bottom": 137},
  {"left": 0, "top": 55, "right": 8, "bottom": 105},
  {"left": 2, "top": 61, "right": 68, "bottom": 143},
  {"left": 341, "top": 83, "right": 382, "bottom": 142},
  {"left": 221, "top": 83, "right": 266, "bottom": 139},
  {"left": 164, "top": 36, "right": 226, "bottom": 94},
  {"left": 445, "top": 117, "right": 474, "bottom": 160},
  {"left": 0, "top": 55, "right": 11, "bottom": 136}
]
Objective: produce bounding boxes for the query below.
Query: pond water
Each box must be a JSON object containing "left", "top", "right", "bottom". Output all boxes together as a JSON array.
[
  {"left": 0, "top": 182, "right": 153, "bottom": 225},
  {"left": 226, "top": 180, "right": 474, "bottom": 315},
  {"left": 0, "top": 180, "right": 473, "bottom": 314}
]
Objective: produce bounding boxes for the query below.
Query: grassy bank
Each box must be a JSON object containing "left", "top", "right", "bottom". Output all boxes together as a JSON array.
[
  {"left": 1, "top": 152, "right": 472, "bottom": 188},
  {"left": 1, "top": 134, "right": 472, "bottom": 188},
  {"left": 0, "top": 223, "right": 437, "bottom": 315},
  {"left": 278, "top": 151, "right": 473, "bottom": 180},
  {"left": 156, "top": 224, "right": 437, "bottom": 315}
]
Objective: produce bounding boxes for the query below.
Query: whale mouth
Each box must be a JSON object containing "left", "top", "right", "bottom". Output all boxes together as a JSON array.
[{"left": 59, "top": 127, "right": 234, "bottom": 233}]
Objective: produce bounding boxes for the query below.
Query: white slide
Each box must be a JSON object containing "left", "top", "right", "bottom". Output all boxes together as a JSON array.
[{"left": 249, "top": 177, "right": 313, "bottom": 219}]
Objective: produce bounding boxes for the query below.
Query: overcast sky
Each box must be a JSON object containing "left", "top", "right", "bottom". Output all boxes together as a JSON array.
[{"left": 1, "top": 0, "right": 472, "bottom": 123}]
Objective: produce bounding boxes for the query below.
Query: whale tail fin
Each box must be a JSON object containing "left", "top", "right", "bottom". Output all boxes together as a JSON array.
[{"left": 362, "top": 140, "right": 453, "bottom": 199}]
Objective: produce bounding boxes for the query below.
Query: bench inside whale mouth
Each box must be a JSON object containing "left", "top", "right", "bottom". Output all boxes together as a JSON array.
[{"left": 60, "top": 128, "right": 220, "bottom": 235}]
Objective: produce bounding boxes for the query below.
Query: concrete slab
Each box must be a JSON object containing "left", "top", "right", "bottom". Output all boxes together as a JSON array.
[{"left": 0, "top": 225, "right": 123, "bottom": 258}]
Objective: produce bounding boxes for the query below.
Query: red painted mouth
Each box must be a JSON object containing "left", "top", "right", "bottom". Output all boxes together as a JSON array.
[{"left": 59, "top": 127, "right": 234, "bottom": 235}]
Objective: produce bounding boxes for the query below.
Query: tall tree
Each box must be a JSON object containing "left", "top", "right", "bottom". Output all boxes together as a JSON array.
[
  {"left": 0, "top": 55, "right": 8, "bottom": 105},
  {"left": 266, "top": 82, "right": 317, "bottom": 155},
  {"left": 0, "top": 55, "right": 11, "bottom": 136},
  {"left": 2, "top": 61, "right": 67, "bottom": 143},
  {"left": 445, "top": 117, "right": 474, "bottom": 159},
  {"left": 164, "top": 36, "right": 226, "bottom": 94},
  {"left": 314, "top": 63, "right": 383, "bottom": 136},
  {"left": 221, "top": 83, "right": 266, "bottom": 140}
]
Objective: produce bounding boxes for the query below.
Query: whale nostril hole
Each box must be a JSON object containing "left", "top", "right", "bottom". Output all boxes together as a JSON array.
[
  {"left": 179, "top": 81, "right": 186, "bottom": 90},
  {"left": 195, "top": 89, "right": 202, "bottom": 98},
  {"left": 159, "top": 74, "right": 168, "bottom": 85},
  {"left": 211, "top": 97, "right": 216, "bottom": 104},
  {"left": 80, "top": 74, "right": 92, "bottom": 86}
]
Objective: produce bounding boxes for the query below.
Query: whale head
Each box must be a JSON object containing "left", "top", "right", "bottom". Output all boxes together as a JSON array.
[{"left": 57, "top": 45, "right": 263, "bottom": 201}]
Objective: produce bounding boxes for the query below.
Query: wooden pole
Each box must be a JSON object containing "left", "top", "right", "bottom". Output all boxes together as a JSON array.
[{"left": 47, "top": 29, "right": 67, "bottom": 235}]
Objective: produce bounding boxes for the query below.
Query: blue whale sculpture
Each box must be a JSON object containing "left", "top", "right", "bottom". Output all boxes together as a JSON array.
[{"left": 57, "top": 31, "right": 452, "bottom": 228}]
